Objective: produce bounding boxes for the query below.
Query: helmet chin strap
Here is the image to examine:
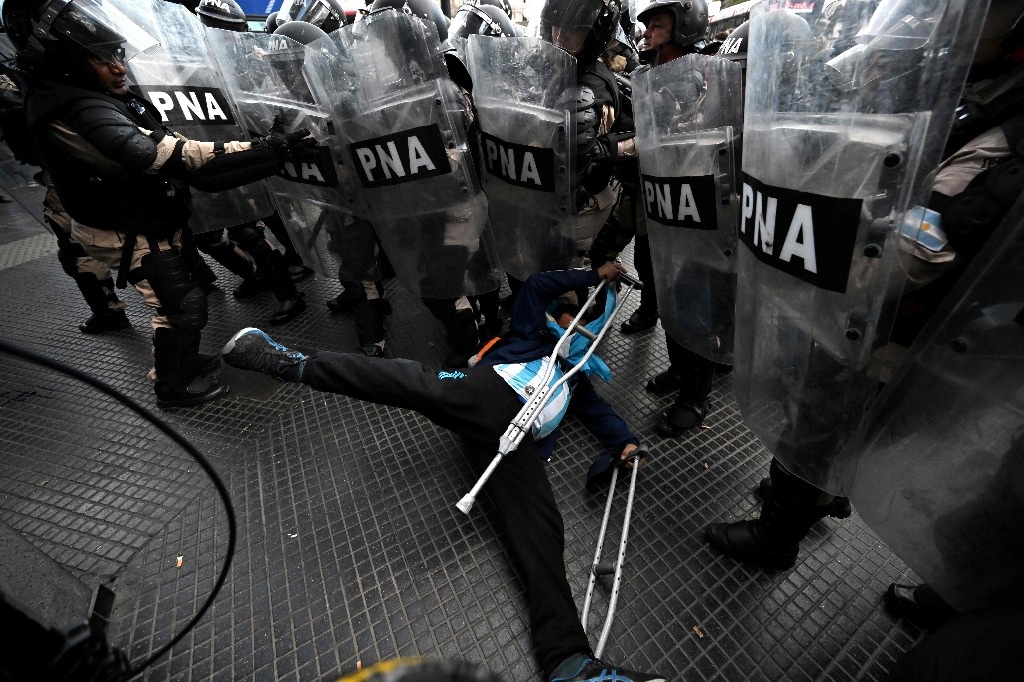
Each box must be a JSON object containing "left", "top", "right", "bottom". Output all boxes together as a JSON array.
[{"left": 638, "top": 42, "right": 661, "bottom": 65}]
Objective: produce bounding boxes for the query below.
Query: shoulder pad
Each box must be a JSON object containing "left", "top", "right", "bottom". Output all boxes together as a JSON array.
[
  {"left": 63, "top": 96, "right": 158, "bottom": 170},
  {"left": 576, "top": 85, "right": 597, "bottom": 112},
  {"left": 578, "top": 60, "right": 619, "bottom": 112}
]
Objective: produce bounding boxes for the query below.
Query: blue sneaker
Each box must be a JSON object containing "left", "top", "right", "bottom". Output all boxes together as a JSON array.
[
  {"left": 222, "top": 328, "right": 308, "bottom": 382},
  {"left": 551, "top": 657, "right": 667, "bottom": 682}
]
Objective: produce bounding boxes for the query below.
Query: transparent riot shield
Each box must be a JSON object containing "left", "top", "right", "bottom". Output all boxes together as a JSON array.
[
  {"left": 108, "top": 0, "right": 273, "bottom": 235},
  {"left": 838, "top": 196, "right": 1024, "bottom": 613},
  {"left": 304, "top": 11, "right": 500, "bottom": 300},
  {"left": 207, "top": 29, "right": 376, "bottom": 282},
  {"left": 733, "top": 3, "right": 984, "bottom": 492},
  {"left": 632, "top": 55, "right": 743, "bottom": 365},
  {"left": 466, "top": 35, "right": 576, "bottom": 280}
]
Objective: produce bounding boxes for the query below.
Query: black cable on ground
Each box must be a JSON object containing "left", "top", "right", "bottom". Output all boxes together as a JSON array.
[{"left": 0, "top": 337, "right": 237, "bottom": 681}]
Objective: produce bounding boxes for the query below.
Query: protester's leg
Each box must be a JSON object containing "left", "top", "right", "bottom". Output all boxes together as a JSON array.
[{"left": 465, "top": 436, "right": 593, "bottom": 677}]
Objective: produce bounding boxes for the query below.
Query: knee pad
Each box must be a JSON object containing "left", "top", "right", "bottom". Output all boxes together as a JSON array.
[
  {"left": 173, "top": 286, "right": 209, "bottom": 331},
  {"left": 138, "top": 246, "right": 208, "bottom": 331}
]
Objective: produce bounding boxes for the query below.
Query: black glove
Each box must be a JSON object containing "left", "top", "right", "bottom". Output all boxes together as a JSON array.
[
  {"left": 270, "top": 113, "right": 288, "bottom": 134},
  {"left": 259, "top": 127, "right": 319, "bottom": 163}
]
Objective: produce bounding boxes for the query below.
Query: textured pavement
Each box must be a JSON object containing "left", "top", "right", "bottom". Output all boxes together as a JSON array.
[{"left": 0, "top": 166, "right": 925, "bottom": 681}]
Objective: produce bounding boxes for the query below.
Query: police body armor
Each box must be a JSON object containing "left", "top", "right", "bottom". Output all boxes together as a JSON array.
[
  {"left": 732, "top": 3, "right": 984, "bottom": 492},
  {"left": 304, "top": 11, "right": 499, "bottom": 299},
  {"left": 207, "top": 29, "right": 376, "bottom": 281},
  {"left": 838, "top": 195, "right": 1024, "bottom": 613},
  {"left": 466, "top": 34, "right": 577, "bottom": 281},
  {"left": 632, "top": 54, "right": 743, "bottom": 365},
  {"left": 110, "top": 0, "right": 274, "bottom": 235}
]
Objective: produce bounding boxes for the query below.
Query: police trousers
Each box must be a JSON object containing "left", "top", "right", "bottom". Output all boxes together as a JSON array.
[
  {"left": 70, "top": 222, "right": 183, "bottom": 333},
  {"left": 302, "top": 352, "right": 592, "bottom": 676}
]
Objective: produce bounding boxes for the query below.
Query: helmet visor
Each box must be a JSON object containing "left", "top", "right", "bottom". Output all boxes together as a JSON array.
[
  {"left": 47, "top": 0, "right": 158, "bottom": 63},
  {"left": 528, "top": 0, "right": 604, "bottom": 54},
  {"left": 260, "top": 36, "right": 316, "bottom": 103},
  {"left": 856, "top": 0, "right": 945, "bottom": 50},
  {"left": 290, "top": 0, "right": 339, "bottom": 28}
]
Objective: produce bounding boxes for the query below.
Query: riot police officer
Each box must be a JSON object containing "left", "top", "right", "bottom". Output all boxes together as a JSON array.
[
  {"left": 193, "top": 0, "right": 309, "bottom": 326},
  {"left": 705, "top": 0, "right": 1007, "bottom": 571},
  {"left": 3, "top": 0, "right": 317, "bottom": 407},
  {"left": 590, "top": 0, "right": 716, "bottom": 437},
  {"left": 449, "top": 0, "right": 518, "bottom": 40},
  {"left": 361, "top": 0, "right": 499, "bottom": 368}
]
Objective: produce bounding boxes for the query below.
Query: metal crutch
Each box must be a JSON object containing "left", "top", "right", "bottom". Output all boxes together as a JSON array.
[
  {"left": 581, "top": 449, "right": 645, "bottom": 659},
  {"left": 456, "top": 272, "right": 644, "bottom": 514}
]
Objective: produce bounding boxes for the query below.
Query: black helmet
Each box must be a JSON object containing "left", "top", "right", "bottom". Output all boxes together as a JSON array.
[
  {"left": 196, "top": 0, "right": 248, "bottom": 32},
  {"left": 537, "top": 0, "right": 624, "bottom": 63},
  {"left": 369, "top": 0, "right": 451, "bottom": 42},
  {"left": 265, "top": 11, "right": 282, "bottom": 33},
  {"left": 637, "top": 0, "right": 708, "bottom": 48},
  {"left": 717, "top": 19, "right": 748, "bottom": 66},
  {"left": 272, "top": 18, "right": 330, "bottom": 45},
  {"left": 282, "top": 0, "right": 349, "bottom": 34},
  {"left": 1, "top": 0, "right": 152, "bottom": 75},
  {"left": 478, "top": 0, "right": 513, "bottom": 17},
  {"left": 449, "top": 1, "right": 516, "bottom": 40}
]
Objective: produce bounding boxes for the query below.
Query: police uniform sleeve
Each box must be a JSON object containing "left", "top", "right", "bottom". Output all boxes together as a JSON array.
[
  {"left": 929, "top": 118, "right": 1024, "bottom": 262},
  {"left": 60, "top": 95, "right": 311, "bottom": 192}
]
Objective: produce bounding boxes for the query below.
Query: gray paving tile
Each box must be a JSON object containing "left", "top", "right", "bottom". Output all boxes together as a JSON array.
[{"left": 0, "top": 194, "right": 926, "bottom": 682}]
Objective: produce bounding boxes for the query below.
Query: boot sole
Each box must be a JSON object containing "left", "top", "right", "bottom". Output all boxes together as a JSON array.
[
  {"left": 79, "top": 320, "right": 131, "bottom": 334},
  {"left": 157, "top": 385, "right": 229, "bottom": 409},
  {"left": 269, "top": 297, "right": 308, "bottom": 326}
]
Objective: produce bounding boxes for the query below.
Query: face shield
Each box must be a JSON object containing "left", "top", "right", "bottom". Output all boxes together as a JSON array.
[
  {"left": 530, "top": 0, "right": 605, "bottom": 55},
  {"left": 286, "top": 0, "right": 344, "bottom": 31},
  {"left": 827, "top": 43, "right": 919, "bottom": 86},
  {"left": 41, "top": 0, "right": 157, "bottom": 63},
  {"left": 827, "top": 0, "right": 940, "bottom": 91},
  {"left": 855, "top": 0, "right": 944, "bottom": 50},
  {"left": 260, "top": 36, "right": 316, "bottom": 104}
]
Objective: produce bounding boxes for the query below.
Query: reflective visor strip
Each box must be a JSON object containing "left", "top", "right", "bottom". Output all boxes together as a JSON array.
[
  {"left": 34, "top": 0, "right": 75, "bottom": 38},
  {"left": 461, "top": 3, "right": 499, "bottom": 33}
]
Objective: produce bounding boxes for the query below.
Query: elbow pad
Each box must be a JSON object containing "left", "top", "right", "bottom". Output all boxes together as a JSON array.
[{"left": 184, "top": 146, "right": 283, "bottom": 193}]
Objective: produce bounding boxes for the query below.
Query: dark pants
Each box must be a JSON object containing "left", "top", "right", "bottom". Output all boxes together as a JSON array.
[{"left": 302, "top": 352, "right": 592, "bottom": 676}]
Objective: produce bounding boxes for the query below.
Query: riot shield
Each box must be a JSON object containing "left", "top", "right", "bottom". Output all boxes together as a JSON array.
[
  {"left": 207, "top": 29, "right": 377, "bottom": 282},
  {"left": 837, "top": 196, "right": 1024, "bottom": 613},
  {"left": 466, "top": 35, "right": 577, "bottom": 281},
  {"left": 304, "top": 11, "right": 500, "bottom": 300},
  {"left": 108, "top": 0, "right": 273, "bottom": 235},
  {"left": 732, "top": 3, "right": 984, "bottom": 492},
  {"left": 632, "top": 54, "right": 743, "bottom": 365}
]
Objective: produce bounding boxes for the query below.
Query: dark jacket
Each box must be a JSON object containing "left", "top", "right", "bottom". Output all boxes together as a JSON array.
[{"left": 481, "top": 268, "right": 639, "bottom": 460}]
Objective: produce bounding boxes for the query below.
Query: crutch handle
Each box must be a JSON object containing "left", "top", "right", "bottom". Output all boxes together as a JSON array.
[
  {"left": 546, "top": 313, "right": 598, "bottom": 341},
  {"left": 618, "top": 272, "right": 643, "bottom": 290},
  {"left": 594, "top": 561, "right": 616, "bottom": 576}
]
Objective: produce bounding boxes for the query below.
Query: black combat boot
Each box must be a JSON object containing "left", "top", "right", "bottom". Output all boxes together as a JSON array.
[
  {"left": 443, "top": 308, "right": 481, "bottom": 369},
  {"left": 474, "top": 289, "right": 503, "bottom": 340},
  {"left": 757, "top": 477, "right": 852, "bottom": 519},
  {"left": 326, "top": 283, "right": 362, "bottom": 314},
  {"left": 655, "top": 348, "right": 716, "bottom": 437},
  {"left": 74, "top": 274, "right": 131, "bottom": 334},
  {"left": 152, "top": 327, "right": 227, "bottom": 408},
  {"left": 261, "top": 250, "right": 306, "bottom": 325},
  {"left": 704, "top": 458, "right": 842, "bottom": 569},
  {"left": 354, "top": 290, "right": 388, "bottom": 358},
  {"left": 201, "top": 240, "right": 256, "bottom": 280}
]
